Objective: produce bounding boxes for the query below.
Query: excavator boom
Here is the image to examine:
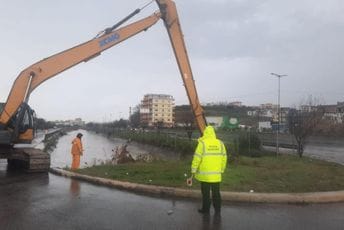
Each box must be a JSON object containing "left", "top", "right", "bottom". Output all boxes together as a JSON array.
[
  {"left": 0, "top": 0, "right": 206, "bottom": 172},
  {"left": 0, "top": 12, "right": 161, "bottom": 126},
  {"left": 156, "top": 0, "right": 206, "bottom": 132}
]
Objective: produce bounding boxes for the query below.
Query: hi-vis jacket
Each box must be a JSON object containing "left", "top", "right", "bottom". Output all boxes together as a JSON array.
[{"left": 191, "top": 126, "right": 227, "bottom": 182}]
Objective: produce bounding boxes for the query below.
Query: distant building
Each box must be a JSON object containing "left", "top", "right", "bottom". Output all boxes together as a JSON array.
[
  {"left": 228, "top": 101, "right": 242, "bottom": 107},
  {"left": 203, "top": 101, "right": 243, "bottom": 107},
  {"left": 300, "top": 105, "right": 315, "bottom": 112},
  {"left": 247, "top": 110, "right": 257, "bottom": 116},
  {"left": 337, "top": 102, "right": 344, "bottom": 113},
  {"left": 73, "top": 118, "right": 85, "bottom": 126},
  {"left": 322, "top": 102, "right": 344, "bottom": 123},
  {"left": 280, "top": 107, "right": 291, "bottom": 124},
  {"left": 139, "top": 94, "right": 175, "bottom": 127},
  {"left": 206, "top": 116, "right": 223, "bottom": 128},
  {"left": 260, "top": 103, "right": 278, "bottom": 110},
  {"left": 55, "top": 118, "right": 85, "bottom": 127},
  {"left": 258, "top": 121, "right": 271, "bottom": 132},
  {"left": 297, "top": 103, "right": 344, "bottom": 124}
]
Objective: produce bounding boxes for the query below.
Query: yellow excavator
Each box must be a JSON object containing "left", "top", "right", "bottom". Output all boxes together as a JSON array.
[{"left": 0, "top": 0, "right": 207, "bottom": 172}]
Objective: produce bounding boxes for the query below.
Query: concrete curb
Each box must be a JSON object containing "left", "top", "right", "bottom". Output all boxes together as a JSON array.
[{"left": 50, "top": 168, "right": 344, "bottom": 204}]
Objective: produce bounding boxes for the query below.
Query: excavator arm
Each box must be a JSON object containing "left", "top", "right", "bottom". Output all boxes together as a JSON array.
[
  {"left": 156, "top": 0, "right": 206, "bottom": 133},
  {"left": 0, "top": 0, "right": 206, "bottom": 138},
  {"left": 0, "top": 11, "right": 161, "bottom": 126}
]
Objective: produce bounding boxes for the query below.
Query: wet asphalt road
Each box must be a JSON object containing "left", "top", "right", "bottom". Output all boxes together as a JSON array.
[
  {"left": 1, "top": 162, "right": 344, "bottom": 230},
  {"left": 260, "top": 134, "right": 344, "bottom": 165}
]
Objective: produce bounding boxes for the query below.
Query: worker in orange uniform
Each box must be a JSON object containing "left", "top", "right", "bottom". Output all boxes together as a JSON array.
[{"left": 71, "top": 133, "right": 84, "bottom": 170}]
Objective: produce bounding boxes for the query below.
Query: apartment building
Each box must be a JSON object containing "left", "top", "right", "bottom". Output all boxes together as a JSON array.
[
  {"left": 139, "top": 94, "right": 175, "bottom": 127},
  {"left": 322, "top": 102, "right": 344, "bottom": 123}
]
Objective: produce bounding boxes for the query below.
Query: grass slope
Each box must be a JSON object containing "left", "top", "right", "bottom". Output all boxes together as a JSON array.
[{"left": 74, "top": 155, "right": 344, "bottom": 193}]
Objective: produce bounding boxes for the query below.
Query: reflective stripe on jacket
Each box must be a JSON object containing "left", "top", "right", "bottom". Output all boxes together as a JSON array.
[{"left": 191, "top": 126, "right": 227, "bottom": 183}]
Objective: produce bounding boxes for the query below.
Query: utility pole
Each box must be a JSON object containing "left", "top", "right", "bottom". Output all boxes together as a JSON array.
[{"left": 270, "top": 73, "right": 287, "bottom": 155}]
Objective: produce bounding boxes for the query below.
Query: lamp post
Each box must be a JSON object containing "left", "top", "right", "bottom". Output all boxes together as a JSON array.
[{"left": 270, "top": 72, "right": 287, "bottom": 155}]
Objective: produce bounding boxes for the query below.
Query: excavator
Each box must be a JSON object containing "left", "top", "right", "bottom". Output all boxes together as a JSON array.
[{"left": 0, "top": 0, "right": 207, "bottom": 172}]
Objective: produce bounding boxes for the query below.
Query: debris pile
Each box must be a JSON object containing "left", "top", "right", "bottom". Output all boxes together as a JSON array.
[
  {"left": 135, "top": 153, "right": 154, "bottom": 163},
  {"left": 112, "top": 144, "right": 135, "bottom": 164},
  {"left": 111, "top": 143, "right": 156, "bottom": 164}
]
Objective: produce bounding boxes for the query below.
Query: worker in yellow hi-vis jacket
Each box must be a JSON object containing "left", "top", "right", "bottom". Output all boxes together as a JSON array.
[{"left": 191, "top": 126, "right": 227, "bottom": 214}]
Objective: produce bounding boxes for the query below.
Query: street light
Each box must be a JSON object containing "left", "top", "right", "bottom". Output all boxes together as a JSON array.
[{"left": 270, "top": 72, "right": 287, "bottom": 155}]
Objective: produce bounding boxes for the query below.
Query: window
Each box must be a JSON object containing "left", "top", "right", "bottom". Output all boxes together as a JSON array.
[
  {"left": 19, "top": 109, "right": 31, "bottom": 132},
  {"left": 23, "top": 110, "right": 30, "bottom": 127}
]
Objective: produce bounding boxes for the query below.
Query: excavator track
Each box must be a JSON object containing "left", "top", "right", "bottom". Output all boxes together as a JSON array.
[{"left": 1, "top": 148, "right": 50, "bottom": 172}]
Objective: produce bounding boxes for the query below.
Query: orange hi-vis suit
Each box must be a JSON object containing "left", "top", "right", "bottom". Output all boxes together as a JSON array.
[{"left": 71, "top": 137, "right": 83, "bottom": 170}]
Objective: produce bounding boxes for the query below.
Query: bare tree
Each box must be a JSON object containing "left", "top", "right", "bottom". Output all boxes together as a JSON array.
[
  {"left": 154, "top": 120, "right": 164, "bottom": 133},
  {"left": 288, "top": 96, "right": 324, "bottom": 157},
  {"left": 175, "top": 109, "right": 195, "bottom": 139},
  {"left": 129, "top": 105, "right": 140, "bottom": 128}
]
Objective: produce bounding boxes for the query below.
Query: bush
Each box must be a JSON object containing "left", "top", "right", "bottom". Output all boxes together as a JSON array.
[
  {"left": 238, "top": 131, "right": 261, "bottom": 157},
  {"left": 87, "top": 126, "right": 262, "bottom": 159},
  {"left": 109, "top": 129, "right": 198, "bottom": 157}
]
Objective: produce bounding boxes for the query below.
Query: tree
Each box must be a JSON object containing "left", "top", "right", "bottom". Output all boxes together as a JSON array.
[
  {"left": 35, "top": 118, "right": 55, "bottom": 130},
  {"left": 154, "top": 120, "right": 164, "bottom": 132},
  {"left": 175, "top": 109, "right": 195, "bottom": 139},
  {"left": 288, "top": 97, "right": 324, "bottom": 157},
  {"left": 129, "top": 105, "right": 140, "bottom": 128},
  {"left": 113, "top": 119, "right": 129, "bottom": 128}
]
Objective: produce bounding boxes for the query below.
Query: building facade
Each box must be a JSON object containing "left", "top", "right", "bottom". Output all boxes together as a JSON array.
[
  {"left": 139, "top": 94, "right": 175, "bottom": 127},
  {"left": 55, "top": 118, "right": 85, "bottom": 127},
  {"left": 205, "top": 116, "right": 223, "bottom": 128},
  {"left": 322, "top": 102, "right": 344, "bottom": 124}
]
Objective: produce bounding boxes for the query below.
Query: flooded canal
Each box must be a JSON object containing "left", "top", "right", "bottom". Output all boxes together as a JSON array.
[
  {"left": 50, "top": 130, "right": 344, "bottom": 168},
  {"left": 51, "top": 130, "right": 178, "bottom": 168}
]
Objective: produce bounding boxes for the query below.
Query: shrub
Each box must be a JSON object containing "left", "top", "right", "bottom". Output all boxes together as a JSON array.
[
  {"left": 110, "top": 129, "right": 197, "bottom": 157},
  {"left": 238, "top": 131, "right": 261, "bottom": 157}
]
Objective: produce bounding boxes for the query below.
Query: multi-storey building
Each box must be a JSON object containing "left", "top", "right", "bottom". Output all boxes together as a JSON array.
[
  {"left": 322, "top": 102, "right": 344, "bottom": 124},
  {"left": 139, "top": 94, "right": 175, "bottom": 127},
  {"left": 260, "top": 103, "right": 278, "bottom": 110},
  {"left": 55, "top": 118, "right": 85, "bottom": 127},
  {"left": 228, "top": 101, "right": 242, "bottom": 107}
]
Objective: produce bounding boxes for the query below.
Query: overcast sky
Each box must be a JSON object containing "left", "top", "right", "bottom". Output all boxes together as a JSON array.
[{"left": 1, "top": 0, "right": 343, "bottom": 122}]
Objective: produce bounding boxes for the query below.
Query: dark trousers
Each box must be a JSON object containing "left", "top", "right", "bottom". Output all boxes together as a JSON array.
[{"left": 201, "top": 182, "right": 221, "bottom": 212}]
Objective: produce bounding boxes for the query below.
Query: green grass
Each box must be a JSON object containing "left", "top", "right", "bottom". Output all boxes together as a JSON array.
[{"left": 73, "top": 155, "right": 344, "bottom": 193}]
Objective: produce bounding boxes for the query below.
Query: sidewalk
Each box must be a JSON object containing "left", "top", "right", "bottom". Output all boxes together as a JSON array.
[{"left": 50, "top": 167, "right": 344, "bottom": 204}]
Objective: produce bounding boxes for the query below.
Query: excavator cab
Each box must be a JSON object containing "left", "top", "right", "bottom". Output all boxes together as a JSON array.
[
  {"left": 1, "top": 102, "right": 47, "bottom": 172},
  {"left": 0, "top": 102, "right": 35, "bottom": 145}
]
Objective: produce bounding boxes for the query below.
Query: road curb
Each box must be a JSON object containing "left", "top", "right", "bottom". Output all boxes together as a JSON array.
[{"left": 50, "top": 167, "right": 344, "bottom": 204}]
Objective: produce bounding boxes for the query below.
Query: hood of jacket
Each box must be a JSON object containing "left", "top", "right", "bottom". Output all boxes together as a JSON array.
[{"left": 199, "top": 125, "right": 217, "bottom": 141}]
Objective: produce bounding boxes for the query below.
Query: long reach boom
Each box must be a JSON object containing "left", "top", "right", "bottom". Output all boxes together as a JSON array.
[{"left": 0, "top": 0, "right": 206, "bottom": 137}]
